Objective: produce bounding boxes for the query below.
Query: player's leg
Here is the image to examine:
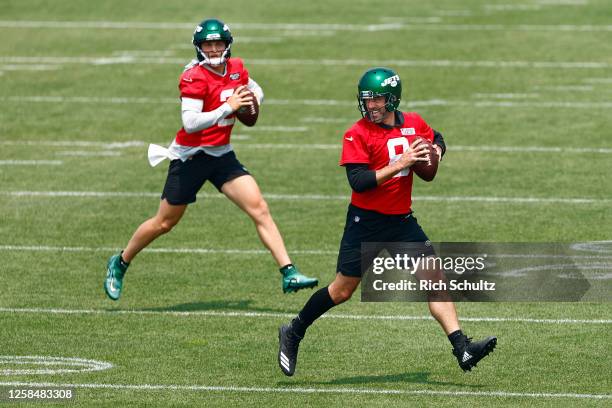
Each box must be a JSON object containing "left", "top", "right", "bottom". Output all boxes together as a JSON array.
[
  {"left": 122, "top": 199, "right": 187, "bottom": 261},
  {"left": 212, "top": 154, "right": 318, "bottom": 293},
  {"left": 278, "top": 272, "right": 360, "bottom": 376},
  {"left": 105, "top": 156, "right": 204, "bottom": 301},
  {"left": 220, "top": 174, "right": 290, "bottom": 265},
  {"left": 278, "top": 204, "right": 376, "bottom": 376},
  {"left": 397, "top": 215, "right": 497, "bottom": 371}
]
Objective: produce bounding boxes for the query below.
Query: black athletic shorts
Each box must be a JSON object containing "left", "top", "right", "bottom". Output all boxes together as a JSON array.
[
  {"left": 161, "top": 150, "right": 250, "bottom": 205},
  {"left": 336, "top": 204, "right": 434, "bottom": 277}
]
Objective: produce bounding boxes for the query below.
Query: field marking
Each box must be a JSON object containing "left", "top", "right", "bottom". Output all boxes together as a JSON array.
[
  {"left": 3, "top": 139, "right": 612, "bottom": 155},
  {"left": 0, "top": 160, "right": 62, "bottom": 165},
  {"left": 0, "top": 140, "right": 146, "bottom": 148},
  {"left": 246, "top": 126, "right": 308, "bottom": 132},
  {"left": 1, "top": 190, "right": 611, "bottom": 205},
  {"left": 0, "top": 307, "right": 609, "bottom": 325},
  {"left": 1, "top": 244, "right": 612, "bottom": 261},
  {"left": 236, "top": 143, "right": 612, "bottom": 155},
  {"left": 56, "top": 151, "right": 121, "bottom": 157},
  {"left": 3, "top": 56, "right": 612, "bottom": 70},
  {"left": 0, "top": 356, "right": 112, "bottom": 375},
  {"left": 0, "top": 64, "right": 59, "bottom": 71},
  {"left": 572, "top": 241, "right": 612, "bottom": 254},
  {"left": 472, "top": 92, "right": 540, "bottom": 99},
  {"left": 3, "top": 95, "right": 612, "bottom": 109},
  {"left": 0, "top": 381, "right": 609, "bottom": 400},
  {"left": 0, "top": 244, "right": 334, "bottom": 255},
  {"left": 584, "top": 78, "right": 612, "bottom": 84},
  {"left": 0, "top": 20, "right": 610, "bottom": 32}
]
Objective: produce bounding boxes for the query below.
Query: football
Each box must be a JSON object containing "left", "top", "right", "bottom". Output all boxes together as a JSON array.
[
  {"left": 411, "top": 138, "right": 439, "bottom": 182},
  {"left": 235, "top": 91, "right": 259, "bottom": 127}
]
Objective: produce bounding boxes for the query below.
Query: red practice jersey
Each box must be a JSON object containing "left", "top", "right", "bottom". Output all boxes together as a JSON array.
[
  {"left": 175, "top": 58, "right": 249, "bottom": 146},
  {"left": 340, "top": 112, "right": 434, "bottom": 215}
]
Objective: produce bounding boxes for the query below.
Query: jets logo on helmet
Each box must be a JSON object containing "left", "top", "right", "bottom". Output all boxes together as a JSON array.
[
  {"left": 192, "top": 18, "right": 233, "bottom": 66},
  {"left": 381, "top": 75, "right": 400, "bottom": 88},
  {"left": 357, "top": 67, "right": 402, "bottom": 122}
]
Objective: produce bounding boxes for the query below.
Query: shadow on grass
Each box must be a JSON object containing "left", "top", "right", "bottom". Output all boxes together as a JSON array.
[
  {"left": 278, "top": 371, "right": 485, "bottom": 388},
  {"left": 140, "top": 299, "right": 289, "bottom": 314}
]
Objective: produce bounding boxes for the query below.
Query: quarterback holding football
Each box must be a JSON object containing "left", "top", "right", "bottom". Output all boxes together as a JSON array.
[
  {"left": 104, "top": 18, "right": 318, "bottom": 300},
  {"left": 278, "top": 67, "right": 497, "bottom": 376}
]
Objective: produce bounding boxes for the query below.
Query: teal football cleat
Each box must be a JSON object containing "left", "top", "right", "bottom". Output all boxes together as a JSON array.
[
  {"left": 104, "top": 253, "right": 128, "bottom": 301},
  {"left": 281, "top": 264, "right": 318, "bottom": 294}
]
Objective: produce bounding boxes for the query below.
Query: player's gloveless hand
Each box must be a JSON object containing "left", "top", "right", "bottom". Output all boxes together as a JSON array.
[
  {"left": 227, "top": 85, "right": 254, "bottom": 112},
  {"left": 396, "top": 138, "right": 430, "bottom": 170}
]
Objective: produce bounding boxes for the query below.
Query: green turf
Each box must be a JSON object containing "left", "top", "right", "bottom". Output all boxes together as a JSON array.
[{"left": 1, "top": 0, "right": 611, "bottom": 406}]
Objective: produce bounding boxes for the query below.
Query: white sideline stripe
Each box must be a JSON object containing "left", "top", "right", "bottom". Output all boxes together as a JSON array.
[
  {"left": 0, "top": 140, "right": 145, "bottom": 148},
  {"left": 1, "top": 244, "right": 611, "bottom": 260},
  {"left": 3, "top": 95, "right": 612, "bottom": 109},
  {"left": 0, "top": 381, "right": 609, "bottom": 400},
  {"left": 3, "top": 139, "right": 612, "bottom": 155},
  {"left": 237, "top": 143, "right": 612, "bottom": 155},
  {"left": 0, "top": 245, "right": 335, "bottom": 255},
  {"left": 0, "top": 20, "right": 611, "bottom": 32},
  {"left": 0, "top": 160, "right": 62, "bottom": 165},
  {"left": 3, "top": 56, "right": 612, "bottom": 70},
  {"left": 2, "top": 191, "right": 611, "bottom": 205},
  {"left": 247, "top": 126, "right": 308, "bottom": 132},
  {"left": 56, "top": 150, "right": 121, "bottom": 157},
  {"left": 0, "top": 307, "right": 610, "bottom": 325}
]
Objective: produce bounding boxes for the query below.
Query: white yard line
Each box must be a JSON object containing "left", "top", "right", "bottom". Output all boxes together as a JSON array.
[
  {"left": 2, "top": 56, "right": 612, "bottom": 70},
  {"left": 0, "top": 381, "right": 609, "bottom": 399},
  {"left": 1, "top": 244, "right": 611, "bottom": 260},
  {"left": 0, "top": 160, "right": 62, "bottom": 165},
  {"left": 0, "top": 244, "right": 333, "bottom": 255},
  {"left": 3, "top": 139, "right": 612, "bottom": 154},
  {"left": 1, "top": 191, "right": 611, "bottom": 205},
  {"left": 55, "top": 151, "right": 121, "bottom": 157},
  {"left": 2, "top": 95, "right": 612, "bottom": 109},
  {"left": 0, "top": 381, "right": 608, "bottom": 399},
  {"left": 0, "top": 20, "right": 608, "bottom": 32},
  {"left": 0, "top": 307, "right": 609, "bottom": 325}
]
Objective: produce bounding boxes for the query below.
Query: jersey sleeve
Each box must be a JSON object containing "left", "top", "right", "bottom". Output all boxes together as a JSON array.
[
  {"left": 340, "top": 127, "right": 369, "bottom": 165},
  {"left": 414, "top": 113, "right": 434, "bottom": 142},
  {"left": 241, "top": 62, "right": 250, "bottom": 86},
  {"left": 178, "top": 70, "right": 207, "bottom": 99}
]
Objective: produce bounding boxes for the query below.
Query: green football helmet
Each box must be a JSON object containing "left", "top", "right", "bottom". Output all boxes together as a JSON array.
[
  {"left": 192, "top": 18, "right": 233, "bottom": 65},
  {"left": 357, "top": 67, "right": 402, "bottom": 121}
]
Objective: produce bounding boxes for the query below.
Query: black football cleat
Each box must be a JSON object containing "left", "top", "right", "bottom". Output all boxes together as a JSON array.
[
  {"left": 453, "top": 336, "right": 497, "bottom": 372},
  {"left": 278, "top": 324, "right": 303, "bottom": 376}
]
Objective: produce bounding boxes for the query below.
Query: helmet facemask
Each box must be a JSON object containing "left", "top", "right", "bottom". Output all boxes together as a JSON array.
[
  {"left": 195, "top": 41, "right": 232, "bottom": 66},
  {"left": 358, "top": 91, "right": 398, "bottom": 123}
]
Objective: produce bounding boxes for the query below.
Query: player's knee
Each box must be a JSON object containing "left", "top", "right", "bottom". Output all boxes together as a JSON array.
[
  {"left": 330, "top": 286, "right": 355, "bottom": 304},
  {"left": 157, "top": 217, "right": 179, "bottom": 234},
  {"left": 249, "top": 198, "right": 271, "bottom": 221}
]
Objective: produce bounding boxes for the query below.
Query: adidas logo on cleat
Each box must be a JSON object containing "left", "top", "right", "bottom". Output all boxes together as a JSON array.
[{"left": 462, "top": 351, "right": 473, "bottom": 363}]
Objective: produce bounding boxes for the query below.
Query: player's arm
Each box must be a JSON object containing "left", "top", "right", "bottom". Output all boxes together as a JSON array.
[
  {"left": 345, "top": 139, "right": 430, "bottom": 191},
  {"left": 247, "top": 77, "right": 264, "bottom": 104},
  {"left": 181, "top": 88, "right": 253, "bottom": 133},
  {"left": 433, "top": 129, "right": 446, "bottom": 160},
  {"left": 374, "top": 138, "right": 430, "bottom": 185}
]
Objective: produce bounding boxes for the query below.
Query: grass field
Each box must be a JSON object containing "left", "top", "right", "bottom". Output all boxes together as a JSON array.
[{"left": 1, "top": 0, "right": 611, "bottom": 406}]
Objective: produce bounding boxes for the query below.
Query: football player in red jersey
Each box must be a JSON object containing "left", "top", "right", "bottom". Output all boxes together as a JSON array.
[
  {"left": 104, "top": 18, "right": 318, "bottom": 300},
  {"left": 278, "top": 68, "right": 496, "bottom": 376}
]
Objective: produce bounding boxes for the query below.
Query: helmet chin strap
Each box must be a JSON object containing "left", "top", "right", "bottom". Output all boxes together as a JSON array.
[{"left": 196, "top": 46, "right": 231, "bottom": 66}]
